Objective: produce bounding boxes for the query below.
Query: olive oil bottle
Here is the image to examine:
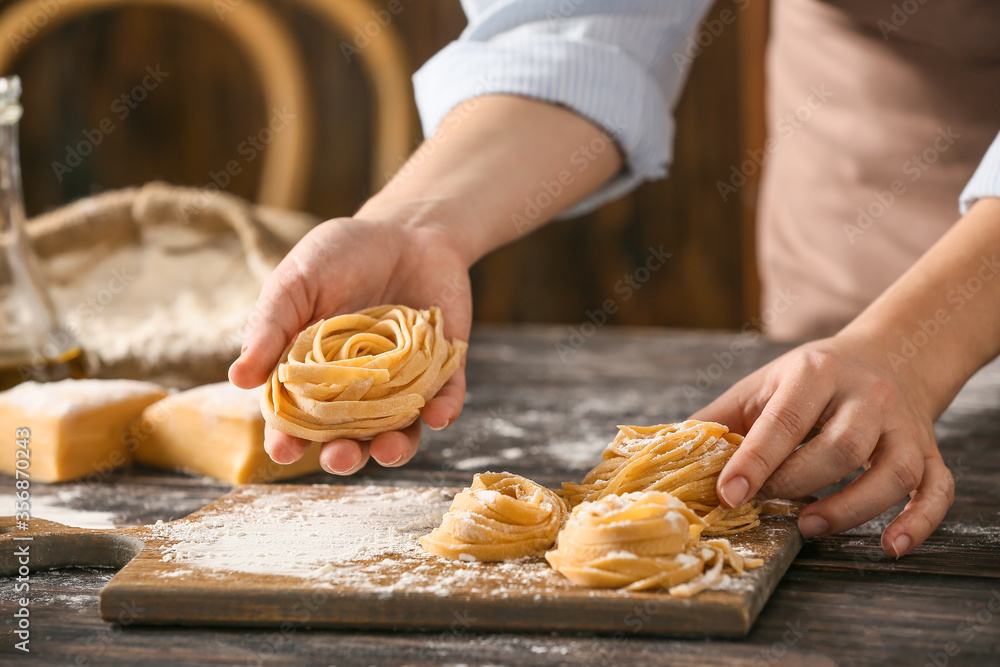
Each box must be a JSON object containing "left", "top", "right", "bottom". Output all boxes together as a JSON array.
[{"left": 0, "top": 76, "right": 86, "bottom": 391}]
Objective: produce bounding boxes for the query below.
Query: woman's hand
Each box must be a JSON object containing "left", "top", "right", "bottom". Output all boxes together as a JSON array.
[
  {"left": 228, "top": 95, "right": 623, "bottom": 477},
  {"left": 229, "top": 215, "right": 472, "bottom": 476},
  {"left": 692, "top": 334, "right": 954, "bottom": 558}
]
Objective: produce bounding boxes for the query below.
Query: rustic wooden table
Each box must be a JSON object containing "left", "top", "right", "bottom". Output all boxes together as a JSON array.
[{"left": 2, "top": 326, "right": 999, "bottom": 666}]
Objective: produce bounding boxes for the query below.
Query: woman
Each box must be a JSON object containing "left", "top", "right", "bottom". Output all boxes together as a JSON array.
[{"left": 230, "top": 0, "right": 1000, "bottom": 558}]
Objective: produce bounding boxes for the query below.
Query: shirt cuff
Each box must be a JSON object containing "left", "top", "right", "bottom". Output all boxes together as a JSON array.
[
  {"left": 412, "top": 37, "right": 674, "bottom": 217},
  {"left": 960, "top": 131, "right": 1000, "bottom": 214}
]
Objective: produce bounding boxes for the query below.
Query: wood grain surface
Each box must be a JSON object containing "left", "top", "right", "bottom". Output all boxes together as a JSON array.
[
  {"left": 1, "top": 326, "right": 999, "bottom": 666},
  {"left": 1, "top": 485, "right": 803, "bottom": 637}
]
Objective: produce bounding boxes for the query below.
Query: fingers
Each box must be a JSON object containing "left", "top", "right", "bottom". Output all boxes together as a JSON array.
[
  {"left": 716, "top": 373, "right": 835, "bottom": 508},
  {"left": 230, "top": 259, "right": 315, "bottom": 389},
  {"left": 369, "top": 421, "right": 422, "bottom": 467},
  {"left": 263, "top": 424, "right": 312, "bottom": 464},
  {"left": 315, "top": 422, "right": 422, "bottom": 474},
  {"left": 762, "top": 400, "right": 878, "bottom": 499},
  {"left": 796, "top": 429, "right": 924, "bottom": 538},
  {"left": 881, "top": 453, "right": 954, "bottom": 557},
  {"left": 422, "top": 358, "right": 467, "bottom": 430},
  {"left": 319, "top": 439, "right": 370, "bottom": 475}
]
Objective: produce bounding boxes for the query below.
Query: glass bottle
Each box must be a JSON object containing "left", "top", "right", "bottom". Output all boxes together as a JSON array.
[{"left": 0, "top": 76, "right": 85, "bottom": 390}]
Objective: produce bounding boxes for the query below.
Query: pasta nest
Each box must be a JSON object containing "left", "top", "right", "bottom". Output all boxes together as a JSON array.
[
  {"left": 261, "top": 305, "right": 467, "bottom": 441},
  {"left": 420, "top": 472, "right": 569, "bottom": 562},
  {"left": 545, "top": 491, "right": 762, "bottom": 595},
  {"left": 560, "top": 420, "right": 761, "bottom": 535}
]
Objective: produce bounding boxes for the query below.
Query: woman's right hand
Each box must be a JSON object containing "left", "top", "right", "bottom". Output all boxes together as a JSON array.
[
  {"left": 229, "top": 213, "right": 472, "bottom": 476},
  {"left": 229, "top": 94, "right": 624, "bottom": 475}
]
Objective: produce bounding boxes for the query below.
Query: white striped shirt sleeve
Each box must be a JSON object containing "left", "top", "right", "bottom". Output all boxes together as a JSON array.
[
  {"left": 960, "top": 132, "right": 1000, "bottom": 214},
  {"left": 412, "top": 0, "right": 714, "bottom": 217}
]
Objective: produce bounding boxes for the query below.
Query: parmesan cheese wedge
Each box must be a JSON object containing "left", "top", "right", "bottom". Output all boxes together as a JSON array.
[
  {"left": 0, "top": 378, "right": 167, "bottom": 482},
  {"left": 132, "top": 382, "right": 321, "bottom": 484}
]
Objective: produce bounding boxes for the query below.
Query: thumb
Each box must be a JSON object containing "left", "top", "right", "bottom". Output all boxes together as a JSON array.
[{"left": 230, "top": 269, "right": 312, "bottom": 389}]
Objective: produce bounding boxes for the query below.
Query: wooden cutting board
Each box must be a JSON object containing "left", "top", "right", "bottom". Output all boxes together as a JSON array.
[{"left": 0, "top": 484, "right": 804, "bottom": 636}]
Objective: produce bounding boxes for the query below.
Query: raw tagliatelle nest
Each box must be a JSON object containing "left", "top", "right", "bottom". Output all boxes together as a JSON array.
[
  {"left": 420, "top": 421, "right": 771, "bottom": 597},
  {"left": 261, "top": 305, "right": 467, "bottom": 441},
  {"left": 420, "top": 472, "right": 569, "bottom": 562},
  {"left": 559, "top": 420, "right": 761, "bottom": 535},
  {"left": 544, "top": 491, "right": 763, "bottom": 596}
]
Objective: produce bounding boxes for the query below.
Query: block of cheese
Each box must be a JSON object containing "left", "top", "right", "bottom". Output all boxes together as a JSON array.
[
  {"left": 133, "top": 382, "right": 322, "bottom": 484},
  {"left": 0, "top": 379, "right": 168, "bottom": 483}
]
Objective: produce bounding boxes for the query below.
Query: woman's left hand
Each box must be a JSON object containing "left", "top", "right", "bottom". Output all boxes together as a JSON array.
[{"left": 692, "top": 333, "right": 955, "bottom": 557}]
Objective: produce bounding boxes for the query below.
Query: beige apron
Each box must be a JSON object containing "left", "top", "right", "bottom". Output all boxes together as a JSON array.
[{"left": 759, "top": 0, "right": 1000, "bottom": 340}]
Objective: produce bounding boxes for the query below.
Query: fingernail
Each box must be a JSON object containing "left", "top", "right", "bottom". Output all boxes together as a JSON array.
[
  {"left": 798, "top": 514, "right": 829, "bottom": 539},
  {"left": 720, "top": 476, "right": 750, "bottom": 507},
  {"left": 892, "top": 534, "right": 911, "bottom": 559},
  {"left": 323, "top": 456, "right": 358, "bottom": 475},
  {"left": 428, "top": 420, "right": 451, "bottom": 432}
]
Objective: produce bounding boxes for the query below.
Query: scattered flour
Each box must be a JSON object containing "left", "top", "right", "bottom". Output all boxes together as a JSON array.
[
  {"left": 153, "top": 381, "right": 262, "bottom": 420},
  {"left": 0, "top": 492, "right": 117, "bottom": 528},
  {"left": 152, "top": 486, "right": 449, "bottom": 577},
  {"left": 34, "top": 593, "right": 95, "bottom": 608},
  {"left": 0, "top": 378, "right": 164, "bottom": 418},
  {"left": 147, "top": 485, "right": 564, "bottom": 596},
  {"left": 454, "top": 456, "right": 501, "bottom": 471},
  {"left": 143, "top": 485, "right": 773, "bottom": 599},
  {"left": 570, "top": 393, "right": 645, "bottom": 417},
  {"left": 157, "top": 568, "right": 195, "bottom": 579},
  {"left": 531, "top": 436, "right": 608, "bottom": 468},
  {"left": 48, "top": 235, "right": 259, "bottom": 371},
  {"left": 490, "top": 420, "right": 527, "bottom": 438}
]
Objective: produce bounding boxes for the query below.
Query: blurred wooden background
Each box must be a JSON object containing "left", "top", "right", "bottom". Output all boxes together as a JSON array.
[{"left": 5, "top": 0, "right": 766, "bottom": 330}]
